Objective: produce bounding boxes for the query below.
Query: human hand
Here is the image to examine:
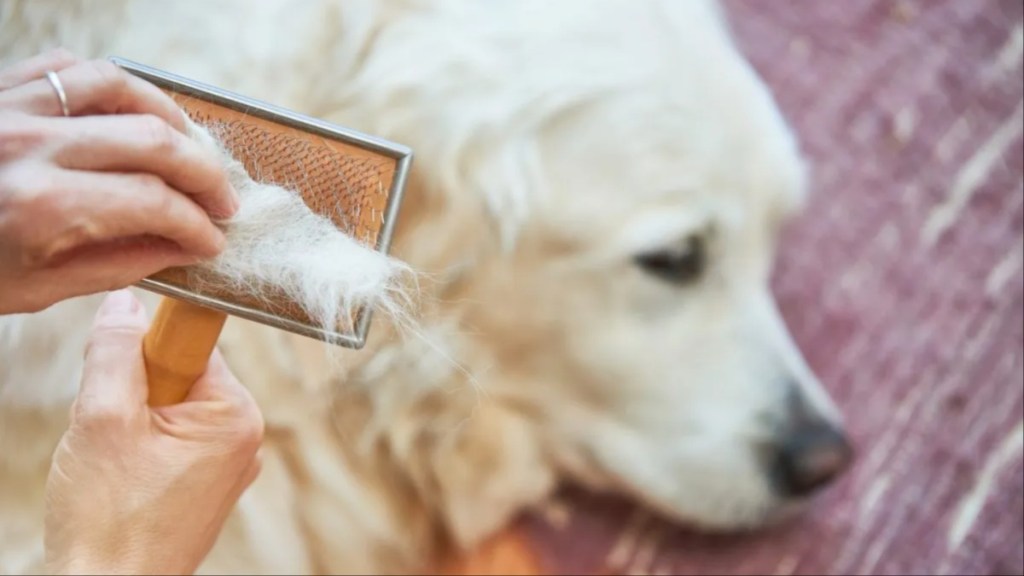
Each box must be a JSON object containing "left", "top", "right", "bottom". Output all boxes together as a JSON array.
[
  {"left": 0, "top": 49, "right": 239, "bottom": 314},
  {"left": 43, "top": 289, "right": 263, "bottom": 576}
]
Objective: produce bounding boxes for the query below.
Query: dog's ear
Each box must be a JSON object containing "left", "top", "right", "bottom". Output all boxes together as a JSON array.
[
  {"left": 429, "top": 401, "right": 556, "bottom": 550},
  {"left": 340, "top": 292, "right": 557, "bottom": 552},
  {"left": 386, "top": 379, "right": 557, "bottom": 552}
]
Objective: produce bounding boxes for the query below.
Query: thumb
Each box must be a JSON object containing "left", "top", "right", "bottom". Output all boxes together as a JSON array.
[
  {"left": 77, "top": 289, "right": 150, "bottom": 413},
  {"left": 184, "top": 347, "right": 257, "bottom": 409}
]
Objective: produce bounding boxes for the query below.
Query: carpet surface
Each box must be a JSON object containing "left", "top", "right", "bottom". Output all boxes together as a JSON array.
[{"left": 516, "top": 1, "right": 1024, "bottom": 574}]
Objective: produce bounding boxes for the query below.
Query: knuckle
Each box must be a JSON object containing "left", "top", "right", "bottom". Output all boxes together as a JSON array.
[
  {"left": 38, "top": 218, "right": 95, "bottom": 263},
  {"left": 88, "top": 59, "right": 127, "bottom": 96},
  {"left": 82, "top": 330, "right": 111, "bottom": 362},
  {"left": 231, "top": 408, "right": 265, "bottom": 452},
  {"left": 83, "top": 325, "right": 143, "bottom": 356},
  {"left": 0, "top": 114, "right": 48, "bottom": 160},
  {"left": 128, "top": 172, "right": 167, "bottom": 196},
  {"left": 0, "top": 168, "right": 63, "bottom": 265},
  {"left": 81, "top": 331, "right": 105, "bottom": 363},
  {"left": 20, "top": 240, "right": 53, "bottom": 268},
  {"left": 46, "top": 47, "right": 80, "bottom": 66},
  {"left": 75, "top": 398, "right": 130, "bottom": 431},
  {"left": 138, "top": 114, "right": 179, "bottom": 155},
  {"left": 153, "top": 184, "right": 181, "bottom": 219},
  {"left": 15, "top": 226, "right": 52, "bottom": 267}
]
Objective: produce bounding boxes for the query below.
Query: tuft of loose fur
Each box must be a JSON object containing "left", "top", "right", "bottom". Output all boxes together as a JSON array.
[{"left": 184, "top": 118, "right": 416, "bottom": 344}]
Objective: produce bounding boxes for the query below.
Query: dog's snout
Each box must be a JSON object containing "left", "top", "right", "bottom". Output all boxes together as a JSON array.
[{"left": 771, "top": 422, "right": 852, "bottom": 498}]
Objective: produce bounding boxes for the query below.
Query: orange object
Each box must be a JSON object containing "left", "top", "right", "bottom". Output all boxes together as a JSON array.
[
  {"left": 440, "top": 529, "right": 547, "bottom": 576},
  {"left": 142, "top": 299, "right": 228, "bottom": 406},
  {"left": 108, "top": 56, "right": 412, "bottom": 407}
]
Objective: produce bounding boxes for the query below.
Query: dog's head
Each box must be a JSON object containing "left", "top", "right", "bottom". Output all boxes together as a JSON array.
[
  {"left": 436, "top": 82, "right": 852, "bottom": 534},
  {"left": 454, "top": 81, "right": 851, "bottom": 528},
  {"left": 335, "top": 0, "right": 852, "bottom": 550}
]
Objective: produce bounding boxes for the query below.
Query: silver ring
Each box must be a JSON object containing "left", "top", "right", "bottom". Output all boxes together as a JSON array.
[{"left": 44, "top": 70, "right": 70, "bottom": 117}]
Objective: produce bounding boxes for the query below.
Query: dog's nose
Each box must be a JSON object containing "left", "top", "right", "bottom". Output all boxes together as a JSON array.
[{"left": 771, "top": 422, "right": 853, "bottom": 498}]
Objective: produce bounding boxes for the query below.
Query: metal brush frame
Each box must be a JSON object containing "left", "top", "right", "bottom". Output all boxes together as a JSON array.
[{"left": 109, "top": 56, "right": 413, "bottom": 350}]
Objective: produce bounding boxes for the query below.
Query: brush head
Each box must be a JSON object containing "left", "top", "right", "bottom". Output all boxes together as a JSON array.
[{"left": 111, "top": 57, "right": 413, "bottom": 349}]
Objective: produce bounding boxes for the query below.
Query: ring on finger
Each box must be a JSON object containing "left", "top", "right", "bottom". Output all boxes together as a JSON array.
[{"left": 44, "top": 70, "right": 70, "bottom": 117}]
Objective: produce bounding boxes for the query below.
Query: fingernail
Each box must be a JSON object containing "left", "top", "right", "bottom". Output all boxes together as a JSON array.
[
  {"left": 227, "top": 184, "right": 241, "bottom": 217},
  {"left": 177, "top": 253, "right": 205, "bottom": 267},
  {"left": 203, "top": 229, "right": 227, "bottom": 258},
  {"left": 216, "top": 227, "right": 228, "bottom": 251},
  {"left": 100, "top": 289, "right": 140, "bottom": 315}
]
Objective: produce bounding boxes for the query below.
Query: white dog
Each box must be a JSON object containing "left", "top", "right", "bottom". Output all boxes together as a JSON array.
[{"left": 0, "top": 1, "right": 853, "bottom": 573}]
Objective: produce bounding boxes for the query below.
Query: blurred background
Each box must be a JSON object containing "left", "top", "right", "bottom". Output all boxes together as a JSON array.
[{"left": 499, "top": 1, "right": 1024, "bottom": 574}]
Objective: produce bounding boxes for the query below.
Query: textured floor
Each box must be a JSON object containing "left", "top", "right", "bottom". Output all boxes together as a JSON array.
[{"left": 514, "top": 1, "right": 1024, "bottom": 574}]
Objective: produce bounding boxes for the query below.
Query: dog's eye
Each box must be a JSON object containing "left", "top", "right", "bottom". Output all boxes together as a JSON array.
[{"left": 635, "top": 236, "right": 706, "bottom": 284}]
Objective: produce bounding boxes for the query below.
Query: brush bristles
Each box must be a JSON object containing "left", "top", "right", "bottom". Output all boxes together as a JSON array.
[{"left": 183, "top": 117, "right": 416, "bottom": 344}]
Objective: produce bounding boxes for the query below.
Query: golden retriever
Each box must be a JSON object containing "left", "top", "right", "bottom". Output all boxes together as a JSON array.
[{"left": 0, "top": 1, "right": 852, "bottom": 573}]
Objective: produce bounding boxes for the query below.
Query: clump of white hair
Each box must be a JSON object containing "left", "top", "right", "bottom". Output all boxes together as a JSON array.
[{"left": 183, "top": 117, "right": 416, "bottom": 345}]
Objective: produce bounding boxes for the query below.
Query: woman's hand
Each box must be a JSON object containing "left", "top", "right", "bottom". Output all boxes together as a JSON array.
[
  {"left": 0, "top": 49, "right": 239, "bottom": 314},
  {"left": 44, "top": 289, "right": 263, "bottom": 576}
]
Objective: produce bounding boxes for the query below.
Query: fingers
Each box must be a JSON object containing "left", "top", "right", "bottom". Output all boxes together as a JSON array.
[
  {"left": 18, "top": 168, "right": 226, "bottom": 265},
  {"left": 0, "top": 58, "right": 186, "bottom": 132},
  {"left": 179, "top": 348, "right": 265, "bottom": 473},
  {"left": 17, "top": 236, "right": 195, "bottom": 311},
  {"left": 50, "top": 113, "right": 239, "bottom": 218},
  {"left": 0, "top": 48, "right": 80, "bottom": 91},
  {"left": 185, "top": 348, "right": 258, "bottom": 410},
  {"left": 77, "top": 289, "right": 150, "bottom": 415},
  {"left": 185, "top": 348, "right": 264, "bottom": 441}
]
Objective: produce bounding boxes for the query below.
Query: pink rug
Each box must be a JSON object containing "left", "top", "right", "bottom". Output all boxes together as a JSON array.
[{"left": 517, "top": 1, "right": 1024, "bottom": 574}]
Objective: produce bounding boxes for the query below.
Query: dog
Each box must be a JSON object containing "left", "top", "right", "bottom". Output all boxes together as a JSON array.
[{"left": 0, "top": 0, "right": 853, "bottom": 573}]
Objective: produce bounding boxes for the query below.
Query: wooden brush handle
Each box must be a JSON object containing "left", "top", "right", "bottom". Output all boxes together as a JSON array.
[{"left": 143, "top": 297, "right": 228, "bottom": 407}]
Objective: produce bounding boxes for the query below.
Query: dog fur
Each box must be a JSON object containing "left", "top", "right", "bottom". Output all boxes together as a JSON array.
[{"left": 0, "top": 1, "right": 847, "bottom": 573}]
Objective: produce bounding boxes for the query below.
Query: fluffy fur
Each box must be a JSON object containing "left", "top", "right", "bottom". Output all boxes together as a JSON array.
[
  {"left": 185, "top": 118, "right": 413, "bottom": 340},
  {"left": 0, "top": 1, "right": 848, "bottom": 574}
]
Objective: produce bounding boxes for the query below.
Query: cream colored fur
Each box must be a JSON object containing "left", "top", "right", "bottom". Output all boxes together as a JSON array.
[
  {"left": 185, "top": 118, "right": 413, "bottom": 340},
  {"left": 0, "top": 1, "right": 846, "bottom": 574}
]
